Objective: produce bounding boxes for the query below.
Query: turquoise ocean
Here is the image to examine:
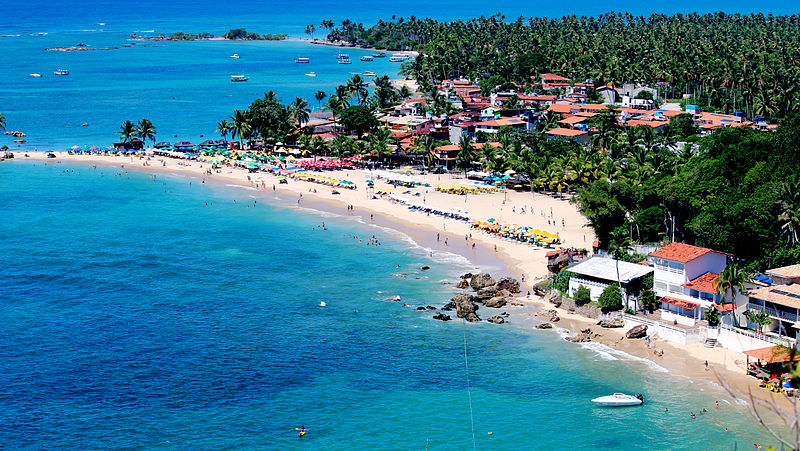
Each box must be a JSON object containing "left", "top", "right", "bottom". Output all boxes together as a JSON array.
[
  {"left": 0, "top": 161, "right": 775, "bottom": 448},
  {"left": 0, "top": 0, "right": 794, "bottom": 448}
]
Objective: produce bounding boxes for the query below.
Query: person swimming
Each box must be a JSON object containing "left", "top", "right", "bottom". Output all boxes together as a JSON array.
[{"left": 298, "top": 425, "right": 306, "bottom": 437}]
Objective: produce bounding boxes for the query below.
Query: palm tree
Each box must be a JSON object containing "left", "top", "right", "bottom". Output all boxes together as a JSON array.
[
  {"left": 347, "top": 74, "right": 369, "bottom": 105},
  {"left": 456, "top": 136, "right": 476, "bottom": 175},
  {"left": 263, "top": 91, "right": 281, "bottom": 103},
  {"left": 713, "top": 262, "right": 752, "bottom": 327},
  {"left": 230, "top": 109, "right": 250, "bottom": 147},
  {"left": 118, "top": 120, "right": 138, "bottom": 143},
  {"left": 137, "top": 118, "right": 156, "bottom": 145},
  {"left": 215, "top": 119, "right": 233, "bottom": 139},
  {"left": 778, "top": 177, "right": 800, "bottom": 246},
  {"left": 0, "top": 112, "right": 6, "bottom": 131},
  {"left": 608, "top": 227, "right": 633, "bottom": 309},
  {"left": 289, "top": 97, "right": 310, "bottom": 128},
  {"left": 314, "top": 90, "right": 327, "bottom": 110},
  {"left": 335, "top": 85, "right": 352, "bottom": 107}
]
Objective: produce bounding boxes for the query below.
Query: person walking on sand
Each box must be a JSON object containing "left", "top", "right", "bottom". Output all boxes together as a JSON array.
[{"left": 704, "top": 360, "right": 709, "bottom": 371}]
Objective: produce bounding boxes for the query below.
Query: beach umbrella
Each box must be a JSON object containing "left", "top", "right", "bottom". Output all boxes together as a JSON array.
[
  {"left": 487, "top": 218, "right": 496, "bottom": 223},
  {"left": 70, "top": 145, "right": 80, "bottom": 150}
]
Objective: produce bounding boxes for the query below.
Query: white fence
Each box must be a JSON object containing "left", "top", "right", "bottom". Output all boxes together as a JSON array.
[
  {"left": 717, "top": 324, "right": 794, "bottom": 352},
  {"left": 622, "top": 313, "right": 704, "bottom": 345}
]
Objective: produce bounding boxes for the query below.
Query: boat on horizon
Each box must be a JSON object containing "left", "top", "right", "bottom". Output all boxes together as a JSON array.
[
  {"left": 363, "top": 71, "right": 376, "bottom": 77},
  {"left": 53, "top": 69, "right": 69, "bottom": 75},
  {"left": 389, "top": 54, "right": 410, "bottom": 62},
  {"left": 305, "top": 72, "right": 316, "bottom": 77},
  {"left": 295, "top": 57, "right": 310, "bottom": 63},
  {"left": 230, "top": 75, "right": 249, "bottom": 82},
  {"left": 29, "top": 73, "right": 42, "bottom": 77},
  {"left": 230, "top": 53, "right": 241, "bottom": 59},
  {"left": 591, "top": 393, "right": 644, "bottom": 407}
]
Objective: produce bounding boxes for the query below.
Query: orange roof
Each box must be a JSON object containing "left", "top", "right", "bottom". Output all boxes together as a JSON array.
[
  {"left": 435, "top": 142, "right": 500, "bottom": 152},
  {"left": 581, "top": 104, "right": 608, "bottom": 111},
  {"left": 682, "top": 272, "right": 720, "bottom": 294},
  {"left": 476, "top": 117, "right": 525, "bottom": 127},
  {"left": 660, "top": 296, "right": 700, "bottom": 310},
  {"left": 575, "top": 112, "right": 598, "bottom": 118},
  {"left": 748, "top": 284, "right": 800, "bottom": 309},
  {"left": 546, "top": 127, "right": 589, "bottom": 137},
  {"left": 402, "top": 98, "right": 427, "bottom": 105},
  {"left": 650, "top": 242, "right": 717, "bottom": 263},
  {"left": 547, "top": 104, "right": 578, "bottom": 114},
  {"left": 540, "top": 73, "right": 572, "bottom": 82},
  {"left": 744, "top": 346, "right": 800, "bottom": 364},
  {"left": 559, "top": 116, "right": 588, "bottom": 125},
  {"left": 712, "top": 303, "right": 735, "bottom": 312}
]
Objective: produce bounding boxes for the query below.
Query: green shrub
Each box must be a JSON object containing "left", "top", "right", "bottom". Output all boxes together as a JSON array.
[
  {"left": 598, "top": 284, "right": 623, "bottom": 311},
  {"left": 553, "top": 270, "right": 570, "bottom": 294},
  {"left": 640, "top": 289, "right": 658, "bottom": 312},
  {"left": 574, "top": 285, "right": 591, "bottom": 305}
]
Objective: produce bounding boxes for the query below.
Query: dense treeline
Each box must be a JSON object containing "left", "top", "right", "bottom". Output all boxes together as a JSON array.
[{"left": 325, "top": 12, "right": 800, "bottom": 118}]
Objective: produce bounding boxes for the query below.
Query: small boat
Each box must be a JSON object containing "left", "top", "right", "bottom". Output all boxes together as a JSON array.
[
  {"left": 360, "top": 55, "right": 373, "bottom": 62},
  {"left": 305, "top": 72, "right": 317, "bottom": 77},
  {"left": 372, "top": 52, "right": 386, "bottom": 58},
  {"left": 53, "top": 69, "right": 69, "bottom": 75},
  {"left": 230, "top": 53, "right": 241, "bottom": 58},
  {"left": 336, "top": 52, "right": 349, "bottom": 59},
  {"left": 230, "top": 75, "right": 249, "bottom": 82},
  {"left": 591, "top": 393, "right": 644, "bottom": 407},
  {"left": 29, "top": 73, "right": 42, "bottom": 77},
  {"left": 338, "top": 58, "right": 351, "bottom": 64},
  {"left": 363, "top": 71, "right": 376, "bottom": 77},
  {"left": 295, "top": 57, "right": 310, "bottom": 63}
]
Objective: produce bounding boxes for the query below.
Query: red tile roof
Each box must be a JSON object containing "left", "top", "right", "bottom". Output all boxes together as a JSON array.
[
  {"left": 744, "top": 346, "right": 800, "bottom": 363},
  {"left": 540, "top": 73, "right": 572, "bottom": 82},
  {"left": 649, "top": 242, "right": 717, "bottom": 263},
  {"left": 682, "top": 272, "right": 720, "bottom": 294},
  {"left": 712, "top": 303, "right": 735, "bottom": 312},
  {"left": 559, "top": 116, "right": 589, "bottom": 125},
  {"left": 546, "top": 127, "right": 589, "bottom": 137},
  {"left": 660, "top": 296, "right": 700, "bottom": 310}
]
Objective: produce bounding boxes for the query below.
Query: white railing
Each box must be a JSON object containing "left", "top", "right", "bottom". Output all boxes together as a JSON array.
[{"left": 720, "top": 323, "right": 794, "bottom": 347}]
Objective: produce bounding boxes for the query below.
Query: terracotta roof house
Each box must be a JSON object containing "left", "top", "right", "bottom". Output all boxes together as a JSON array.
[
  {"left": 747, "top": 283, "right": 800, "bottom": 342},
  {"left": 647, "top": 242, "right": 730, "bottom": 326}
]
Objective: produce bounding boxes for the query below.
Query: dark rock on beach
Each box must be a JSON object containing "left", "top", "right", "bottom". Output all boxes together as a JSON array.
[
  {"left": 416, "top": 306, "right": 427, "bottom": 311},
  {"left": 463, "top": 312, "right": 481, "bottom": 322},
  {"left": 433, "top": 312, "right": 451, "bottom": 321},
  {"left": 597, "top": 318, "right": 625, "bottom": 328},
  {"left": 536, "top": 309, "right": 560, "bottom": 323},
  {"left": 469, "top": 273, "right": 496, "bottom": 290},
  {"left": 535, "top": 322, "right": 553, "bottom": 329},
  {"left": 495, "top": 277, "right": 521, "bottom": 294},
  {"left": 626, "top": 324, "right": 648, "bottom": 339},
  {"left": 566, "top": 328, "right": 597, "bottom": 343},
  {"left": 426, "top": 305, "right": 437, "bottom": 310},
  {"left": 461, "top": 272, "right": 473, "bottom": 280},
  {"left": 421, "top": 265, "right": 430, "bottom": 271},
  {"left": 487, "top": 315, "right": 505, "bottom": 324}
]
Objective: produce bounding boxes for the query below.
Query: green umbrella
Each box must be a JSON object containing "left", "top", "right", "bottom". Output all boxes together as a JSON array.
[{"left": 487, "top": 218, "right": 496, "bottom": 223}]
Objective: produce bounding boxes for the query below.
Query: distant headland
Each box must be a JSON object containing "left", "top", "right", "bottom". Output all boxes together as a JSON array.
[{"left": 132, "top": 28, "right": 287, "bottom": 42}]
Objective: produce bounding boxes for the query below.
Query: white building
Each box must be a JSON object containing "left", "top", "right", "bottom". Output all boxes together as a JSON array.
[
  {"left": 567, "top": 257, "right": 654, "bottom": 310},
  {"left": 647, "top": 242, "right": 729, "bottom": 326}
]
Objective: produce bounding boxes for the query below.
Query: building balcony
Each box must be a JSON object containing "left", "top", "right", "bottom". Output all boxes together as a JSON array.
[{"left": 749, "top": 303, "right": 799, "bottom": 323}]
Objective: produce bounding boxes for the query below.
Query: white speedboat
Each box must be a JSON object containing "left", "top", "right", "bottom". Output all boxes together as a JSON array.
[
  {"left": 295, "top": 57, "right": 310, "bottom": 63},
  {"left": 53, "top": 69, "right": 69, "bottom": 75},
  {"left": 230, "top": 53, "right": 241, "bottom": 58},
  {"left": 591, "top": 393, "right": 643, "bottom": 406},
  {"left": 30, "top": 73, "right": 42, "bottom": 77},
  {"left": 230, "top": 75, "right": 249, "bottom": 82},
  {"left": 305, "top": 72, "right": 316, "bottom": 77}
]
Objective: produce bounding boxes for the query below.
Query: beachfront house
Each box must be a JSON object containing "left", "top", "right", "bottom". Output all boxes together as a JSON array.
[
  {"left": 567, "top": 257, "right": 654, "bottom": 310},
  {"left": 647, "top": 242, "right": 730, "bottom": 326},
  {"left": 746, "top": 284, "right": 800, "bottom": 342}
]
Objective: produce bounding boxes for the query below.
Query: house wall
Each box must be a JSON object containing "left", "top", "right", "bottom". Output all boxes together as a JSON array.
[
  {"left": 716, "top": 328, "right": 780, "bottom": 353},
  {"left": 661, "top": 310, "right": 697, "bottom": 327},
  {"left": 685, "top": 252, "right": 727, "bottom": 281}
]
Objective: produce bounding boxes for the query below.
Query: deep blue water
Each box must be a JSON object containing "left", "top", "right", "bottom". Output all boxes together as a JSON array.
[
  {"left": 0, "top": 0, "right": 797, "bottom": 151},
  {"left": 0, "top": 160, "right": 774, "bottom": 448}
]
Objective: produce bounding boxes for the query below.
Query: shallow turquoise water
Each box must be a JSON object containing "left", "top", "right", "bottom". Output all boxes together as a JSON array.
[{"left": 0, "top": 160, "right": 774, "bottom": 449}]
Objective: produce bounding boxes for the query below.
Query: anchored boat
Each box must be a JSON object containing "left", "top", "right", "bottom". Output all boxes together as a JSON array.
[
  {"left": 591, "top": 393, "right": 644, "bottom": 407},
  {"left": 230, "top": 75, "right": 249, "bottom": 82}
]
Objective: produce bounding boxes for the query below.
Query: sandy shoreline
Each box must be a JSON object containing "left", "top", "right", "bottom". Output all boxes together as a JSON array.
[{"left": 9, "top": 151, "right": 795, "bottom": 424}]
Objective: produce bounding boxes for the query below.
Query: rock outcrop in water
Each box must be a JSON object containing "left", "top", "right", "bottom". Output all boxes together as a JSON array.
[
  {"left": 495, "top": 277, "right": 520, "bottom": 294},
  {"left": 433, "top": 312, "right": 451, "bottom": 321},
  {"left": 484, "top": 296, "right": 507, "bottom": 308},
  {"left": 469, "top": 273, "right": 495, "bottom": 290},
  {"left": 453, "top": 295, "right": 481, "bottom": 322},
  {"left": 487, "top": 315, "right": 505, "bottom": 324}
]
